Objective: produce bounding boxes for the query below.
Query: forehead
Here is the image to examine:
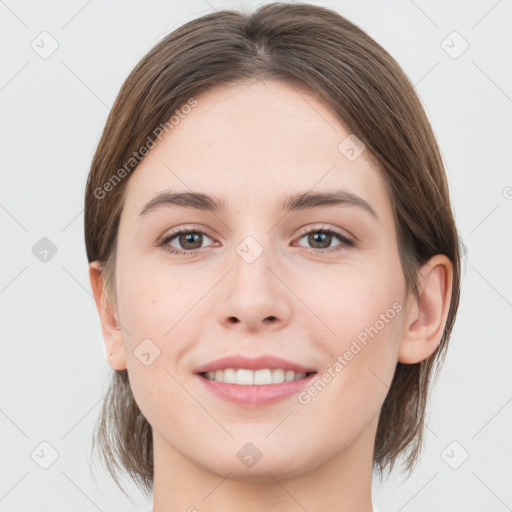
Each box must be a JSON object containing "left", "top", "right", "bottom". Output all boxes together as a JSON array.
[{"left": 122, "top": 79, "right": 391, "bottom": 222}]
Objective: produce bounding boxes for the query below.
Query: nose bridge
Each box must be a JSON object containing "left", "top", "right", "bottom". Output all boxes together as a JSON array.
[{"left": 215, "top": 233, "right": 291, "bottom": 331}]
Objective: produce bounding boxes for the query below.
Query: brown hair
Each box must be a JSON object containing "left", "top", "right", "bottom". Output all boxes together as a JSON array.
[{"left": 85, "top": 1, "right": 462, "bottom": 496}]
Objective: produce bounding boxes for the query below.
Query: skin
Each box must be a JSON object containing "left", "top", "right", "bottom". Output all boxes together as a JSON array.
[{"left": 89, "top": 78, "right": 453, "bottom": 512}]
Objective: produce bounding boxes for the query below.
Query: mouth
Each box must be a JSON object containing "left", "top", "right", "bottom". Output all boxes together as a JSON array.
[
  {"left": 196, "top": 368, "right": 318, "bottom": 407},
  {"left": 194, "top": 354, "right": 318, "bottom": 406},
  {"left": 199, "top": 368, "right": 317, "bottom": 385}
]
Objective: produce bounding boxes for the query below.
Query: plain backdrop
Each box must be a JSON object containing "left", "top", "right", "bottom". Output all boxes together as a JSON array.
[{"left": 0, "top": 1, "right": 511, "bottom": 511}]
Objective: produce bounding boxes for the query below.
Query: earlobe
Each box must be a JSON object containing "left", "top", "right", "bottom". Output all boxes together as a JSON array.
[
  {"left": 89, "top": 261, "right": 127, "bottom": 370},
  {"left": 398, "top": 254, "right": 453, "bottom": 364}
]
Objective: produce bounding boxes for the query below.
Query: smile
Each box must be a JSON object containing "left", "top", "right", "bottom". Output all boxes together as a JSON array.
[
  {"left": 197, "top": 371, "right": 317, "bottom": 407},
  {"left": 201, "top": 368, "right": 315, "bottom": 385}
]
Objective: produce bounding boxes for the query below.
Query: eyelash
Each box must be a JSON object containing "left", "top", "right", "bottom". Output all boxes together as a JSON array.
[{"left": 157, "top": 225, "right": 355, "bottom": 256}]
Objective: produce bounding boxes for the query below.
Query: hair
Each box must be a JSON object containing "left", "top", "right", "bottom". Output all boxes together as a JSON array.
[{"left": 85, "top": 1, "right": 462, "bottom": 497}]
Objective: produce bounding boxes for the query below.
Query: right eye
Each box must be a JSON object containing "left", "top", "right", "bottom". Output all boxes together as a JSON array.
[{"left": 158, "top": 228, "right": 216, "bottom": 255}]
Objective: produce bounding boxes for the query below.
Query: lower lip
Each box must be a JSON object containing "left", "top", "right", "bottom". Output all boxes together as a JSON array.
[{"left": 196, "top": 373, "right": 317, "bottom": 407}]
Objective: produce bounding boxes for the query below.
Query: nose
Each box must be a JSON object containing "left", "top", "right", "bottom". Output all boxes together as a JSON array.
[{"left": 215, "top": 245, "right": 292, "bottom": 333}]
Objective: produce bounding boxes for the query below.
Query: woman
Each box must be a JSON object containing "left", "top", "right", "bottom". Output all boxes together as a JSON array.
[{"left": 85, "top": 3, "right": 461, "bottom": 511}]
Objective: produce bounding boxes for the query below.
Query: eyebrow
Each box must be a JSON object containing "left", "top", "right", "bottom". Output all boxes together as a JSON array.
[{"left": 139, "top": 188, "right": 378, "bottom": 220}]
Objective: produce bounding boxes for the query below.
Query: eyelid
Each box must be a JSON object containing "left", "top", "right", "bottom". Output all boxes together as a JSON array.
[
  {"left": 159, "top": 224, "right": 215, "bottom": 241},
  {"left": 295, "top": 223, "right": 355, "bottom": 244},
  {"left": 158, "top": 223, "right": 353, "bottom": 241}
]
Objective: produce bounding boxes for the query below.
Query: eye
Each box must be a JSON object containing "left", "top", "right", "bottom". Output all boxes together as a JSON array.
[
  {"left": 158, "top": 228, "right": 216, "bottom": 255},
  {"left": 294, "top": 226, "right": 355, "bottom": 253},
  {"left": 157, "top": 225, "right": 355, "bottom": 256}
]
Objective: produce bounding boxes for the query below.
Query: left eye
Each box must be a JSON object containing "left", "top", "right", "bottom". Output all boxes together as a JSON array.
[{"left": 295, "top": 228, "right": 354, "bottom": 251}]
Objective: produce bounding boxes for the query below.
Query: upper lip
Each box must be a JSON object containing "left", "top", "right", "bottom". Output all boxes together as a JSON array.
[{"left": 194, "top": 355, "right": 317, "bottom": 374}]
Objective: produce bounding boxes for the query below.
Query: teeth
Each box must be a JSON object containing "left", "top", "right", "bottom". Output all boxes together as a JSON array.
[{"left": 204, "top": 368, "right": 308, "bottom": 385}]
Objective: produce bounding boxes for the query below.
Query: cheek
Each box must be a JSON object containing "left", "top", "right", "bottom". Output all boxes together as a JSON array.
[
  {"left": 116, "top": 260, "right": 205, "bottom": 407},
  {"left": 116, "top": 265, "right": 196, "bottom": 423},
  {"left": 303, "top": 262, "right": 404, "bottom": 396},
  {"left": 301, "top": 259, "right": 404, "bottom": 341},
  {"left": 296, "top": 282, "right": 403, "bottom": 442},
  {"left": 117, "top": 259, "right": 199, "bottom": 342}
]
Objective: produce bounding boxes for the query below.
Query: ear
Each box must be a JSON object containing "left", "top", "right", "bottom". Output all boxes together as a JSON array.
[
  {"left": 89, "top": 261, "right": 127, "bottom": 370},
  {"left": 398, "top": 254, "right": 453, "bottom": 364}
]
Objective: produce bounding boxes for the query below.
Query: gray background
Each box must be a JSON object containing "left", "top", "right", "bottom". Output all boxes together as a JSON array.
[{"left": 0, "top": 1, "right": 511, "bottom": 511}]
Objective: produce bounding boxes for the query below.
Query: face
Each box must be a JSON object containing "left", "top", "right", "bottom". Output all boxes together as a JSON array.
[{"left": 112, "top": 79, "right": 409, "bottom": 479}]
